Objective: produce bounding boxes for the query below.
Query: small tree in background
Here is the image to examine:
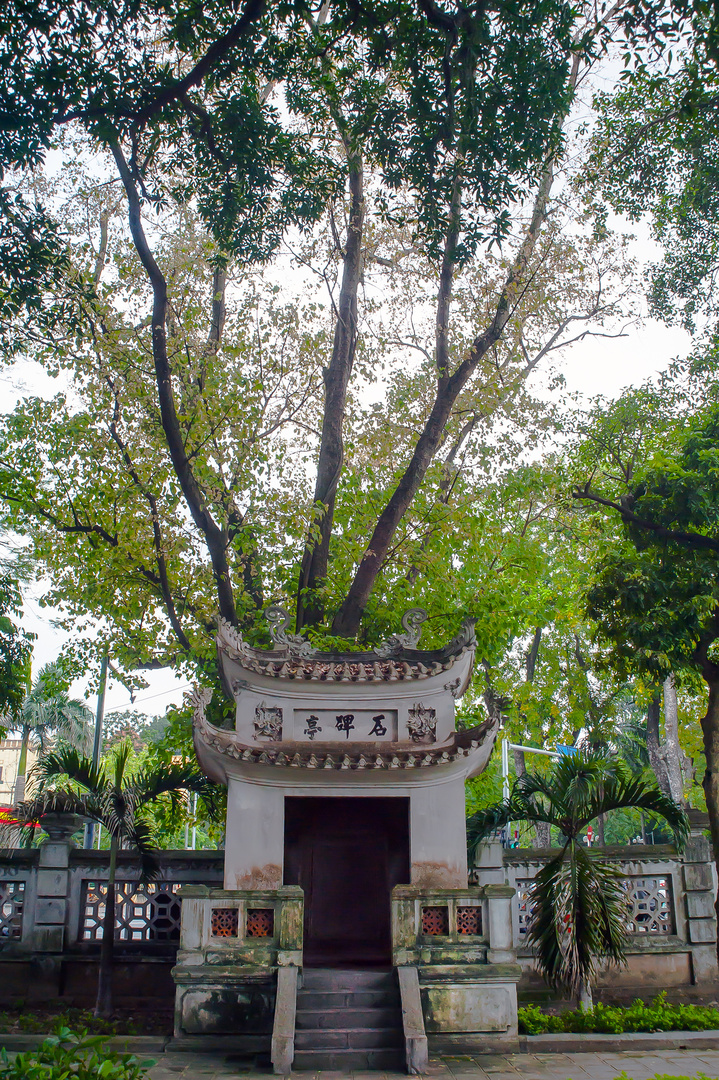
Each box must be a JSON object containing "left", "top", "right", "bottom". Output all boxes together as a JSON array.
[
  {"left": 0, "top": 570, "right": 33, "bottom": 725},
  {"left": 467, "top": 749, "right": 688, "bottom": 1006},
  {"left": 13, "top": 663, "right": 93, "bottom": 803},
  {"left": 13, "top": 743, "right": 217, "bottom": 1017},
  {"left": 580, "top": 399, "right": 719, "bottom": 945}
]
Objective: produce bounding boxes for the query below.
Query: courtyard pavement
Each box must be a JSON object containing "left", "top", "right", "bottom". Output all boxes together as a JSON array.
[{"left": 145, "top": 1050, "right": 719, "bottom": 1080}]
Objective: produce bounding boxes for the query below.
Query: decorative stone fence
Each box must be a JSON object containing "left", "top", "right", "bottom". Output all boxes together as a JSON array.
[
  {"left": 0, "top": 822, "right": 716, "bottom": 1009},
  {"left": 471, "top": 834, "right": 719, "bottom": 991},
  {"left": 0, "top": 826, "right": 223, "bottom": 1005}
]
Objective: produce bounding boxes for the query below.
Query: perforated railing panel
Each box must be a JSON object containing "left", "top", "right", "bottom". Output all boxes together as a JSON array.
[
  {"left": 456, "top": 906, "right": 482, "bottom": 935},
  {"left": 211, "top": 907, "right": 239, "bottom": 937},
  {"left": 80, "top": 880, "right": 182, "bottom": 941},
  {"left": 515, "top": 873, "right": 675, "bottom": 940},
  {"left": 516, "top": 879, "right": 534, "bottom": 938},
  {"left": 0, "top": 881, "right": 24, "bottom": 939},
  {"left": 421, "top": 906, "right": 449, "bottom": 935},
  {"left": 246, "top": 908, "right": 274, "bottom": 937},
  {"left": 624, "top": 875, "right": 674, "bottom": 934}
]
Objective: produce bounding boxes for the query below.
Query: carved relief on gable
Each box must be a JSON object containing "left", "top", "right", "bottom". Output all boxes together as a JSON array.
[
  {"left": 253, "top": 702, "right": 283, "bottom": 740},
  {"left": 407, "top": 702, "right": 437, "bottom": 743}
]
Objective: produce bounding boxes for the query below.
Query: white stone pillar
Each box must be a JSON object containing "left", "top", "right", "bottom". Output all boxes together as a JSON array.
[
  {"left": 32, "top": 813, "right": 84, "bottom": 952},
  {"left": 485, "top": 884, "right": 516, "bottom": 964},
  {"left": 224, "top": 779, "right": 284, "bottom": 889},
  {"left": 409, "top": 781, "right": 467, "bottom": 887}
]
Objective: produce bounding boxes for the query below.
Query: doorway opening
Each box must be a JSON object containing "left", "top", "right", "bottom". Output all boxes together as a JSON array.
[{"left": 284, "top": 796, "right": 410, "bottom": 968}]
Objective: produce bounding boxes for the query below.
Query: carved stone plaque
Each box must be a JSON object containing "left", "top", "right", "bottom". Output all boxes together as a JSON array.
[
  {"left": 407, "top": 703, "right": 437, "bottom": 743},
  {"left": 293, "top": 709, "right": 397, "bottom": 742},
  {"left": 253, "top": 702, "right": 283, "bottom": 740}
]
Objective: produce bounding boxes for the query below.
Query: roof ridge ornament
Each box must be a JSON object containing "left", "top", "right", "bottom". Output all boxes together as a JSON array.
[
  {"left": 216, "top": 618, "right": 253, "bottom": 660},
  {"left": 376, "top": 607, "right": 427, "bottom": 657},
  {"left": 447, "top": 617, "right": 476, "bottom": 654},
  {"left": 265, "top": 605, "right": 314, "bottom": 658}
]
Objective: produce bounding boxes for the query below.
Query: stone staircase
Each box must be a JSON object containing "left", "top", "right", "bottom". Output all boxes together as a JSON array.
[{"left": 292, "top": 968, "right": 405, "bottom": 1071}]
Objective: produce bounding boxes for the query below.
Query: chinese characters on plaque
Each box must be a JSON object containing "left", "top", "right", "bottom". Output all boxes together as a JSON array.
[{"left": 294, "top": 709, "right": 398, "bottom": 742}]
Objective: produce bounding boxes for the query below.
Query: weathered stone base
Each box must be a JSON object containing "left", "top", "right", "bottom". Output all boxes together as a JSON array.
[
  {"left": 428, "top": 1032, "right": 521, "bottom": 1054},
  {"left": 173, "top": 966, "right": 275, "bottom": 1041},
  {"left": 419, "top": 964, "right": 521, "bottom": 1042}
]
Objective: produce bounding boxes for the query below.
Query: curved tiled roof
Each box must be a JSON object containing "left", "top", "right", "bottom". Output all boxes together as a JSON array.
[{"left": 216, "top": 613, "right": 476, "bottom": 686}]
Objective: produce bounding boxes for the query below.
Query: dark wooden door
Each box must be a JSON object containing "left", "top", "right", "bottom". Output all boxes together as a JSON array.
[{"left": 284, "top": 797, "right": 410, "bottom": 967}]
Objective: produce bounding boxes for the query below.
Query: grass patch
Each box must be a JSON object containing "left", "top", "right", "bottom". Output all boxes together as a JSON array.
[
  {"left": 519, "top": 993, "right": 719, "bottom": 1035},
  {"left": 0, "top": 1005, "right": 171, "bottom": 1036}
]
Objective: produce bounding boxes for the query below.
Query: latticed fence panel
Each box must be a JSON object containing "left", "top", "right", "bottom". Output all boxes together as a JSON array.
[
  {"left": 516, "top": 879, "right": 534, "bottom": 938},
  {"left": 421, "top": 906, "right": 449, "bottom": 935},
  {"left": 456, "top": 906, "right": 482, "bottom": 935},
  {"left": 211, "top": 907, "right": 239, "bottom": 937},
  {"left": 80, "top": 880, "right": 182, "bottom": 942},
  {"left": 0, "top": 881, "right": 24, "bottom": 940},
  {"left": 515, "top": 873, "right": 675, "bottom": 941},
  {"left": 624, "top": 875, "right": 674, "bottom": 935},
  {"left": 246, "top": 908, "right": 274, "bottom": 937}
]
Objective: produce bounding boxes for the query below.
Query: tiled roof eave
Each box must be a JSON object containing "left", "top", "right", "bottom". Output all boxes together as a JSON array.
[
  {"left": 190, "top": 691, "right": 490, "bottom": 772},
  {"left": 215, "top": 618, "right": 476, "bottom": 686}
]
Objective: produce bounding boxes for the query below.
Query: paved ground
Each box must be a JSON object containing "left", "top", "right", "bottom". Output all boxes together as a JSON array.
[{"left": 145, "top": 1050, "right": 719, "bottom": 1080}]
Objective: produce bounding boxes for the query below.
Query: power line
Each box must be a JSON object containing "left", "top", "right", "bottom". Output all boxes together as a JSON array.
[{"left": 105, "top": 682, "right": 193, "bottom": 715}]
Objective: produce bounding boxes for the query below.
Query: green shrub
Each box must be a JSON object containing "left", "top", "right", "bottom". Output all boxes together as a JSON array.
[
  {"left": 518, "top": 993, "right": 719, "bottom": 1035},
  {"left": 0, "top": 1027, "right": 156, "bottom": 1079}
]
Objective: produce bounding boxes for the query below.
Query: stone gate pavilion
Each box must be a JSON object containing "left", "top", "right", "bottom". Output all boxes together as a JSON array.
[{"left": 174, "top": 609, "right": 519, "bottom": 1072}]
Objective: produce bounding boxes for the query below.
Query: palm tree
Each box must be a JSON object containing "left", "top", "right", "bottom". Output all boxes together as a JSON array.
[
  {"left": 13, "top": 663, "right": 93, "bottom": 803},
  {"left": 467, "top": 749, "right": 689, "bottom": 1007},
  {"left": 13, "top": 742, "right": 217, "bottom": 1017}
]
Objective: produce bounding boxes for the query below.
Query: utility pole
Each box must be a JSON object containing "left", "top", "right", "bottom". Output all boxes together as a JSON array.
[
  {"left": 500, "top": 738, "right": 561, "bottom": 847},
  {"left": 84, "top": 653, "right": 108, "bottom": 849}
]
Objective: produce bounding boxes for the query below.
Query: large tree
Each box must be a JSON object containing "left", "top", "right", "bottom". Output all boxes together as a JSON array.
[
  {"left": 576, "top": 385, "right": 719, "bottom": 934},
  {"left": 0, "top": 0, "right": 693, "bottom": 684}
]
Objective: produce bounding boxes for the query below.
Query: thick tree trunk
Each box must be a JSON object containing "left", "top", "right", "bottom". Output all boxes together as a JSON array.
[
  {"left": 660, "top": 674, "right": 689, "bottom": 806},
  {"left": 331, "top": 161, "right": 556, "bottom": 638},
  {"left": 296, "top": 155, "right": 364, "bottom": 631},
  {"left": 523, "top": 627, "right": 551, "bottom": 848},
  {"left": 111, "top": 142, "right": 238, "bottom": 627},
  {"left": 95, "top": 834, "right": 118, "bottom": 1018},
  {"left": 699, "top": 670, "right": 719, "bottom": 963},
  {"left": 646, "top": 689, "right": 672, "bottom": 798}
]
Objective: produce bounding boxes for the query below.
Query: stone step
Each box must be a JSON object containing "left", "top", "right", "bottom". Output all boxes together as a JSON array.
[
  {"left": 292, "top": 1047, "right": 404, "bottom": 1071},
  {"left": 296, "top": 1007, "right": 402, "bottom": 1030},
  {"left": 295, "top": 1026, "right": 403, "bottom": 1050},
  {"left": 296, "top": 988, "right": 397, "bottom": 1010},
  {"left": 301, "top": 967, "right": 395, "bottom": 990}
]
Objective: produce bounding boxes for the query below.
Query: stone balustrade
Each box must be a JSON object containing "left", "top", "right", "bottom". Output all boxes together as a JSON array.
[
  {"left": 471, "top": 832, "right": 719, "bottom": 991},
  {"left": 173, "top": 885, "right": 303, "bottom": 1041},
  {"left": 391, "top": 885, "right": 522, "bottom": 1051}
]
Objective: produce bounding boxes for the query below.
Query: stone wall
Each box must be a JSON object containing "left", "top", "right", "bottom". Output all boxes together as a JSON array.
[
  {"left": 0, "top": 831, "right": 223, "bottom": 1006},
  {"left": 471, "top": 836, "right": 718, "bottom": 992}
]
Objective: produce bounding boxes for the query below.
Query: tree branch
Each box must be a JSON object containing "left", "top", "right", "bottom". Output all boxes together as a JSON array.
[
  {"left": 573, "top": 484, "right": 719, "bottom": 553},
  {"left": 110, "top": 139, "right": 238, "bottom": 625}
]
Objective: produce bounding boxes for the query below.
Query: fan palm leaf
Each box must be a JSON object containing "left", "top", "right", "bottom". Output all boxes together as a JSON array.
[{"left": 11, "top": 740, "right": 219, "bottom": 1017}]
